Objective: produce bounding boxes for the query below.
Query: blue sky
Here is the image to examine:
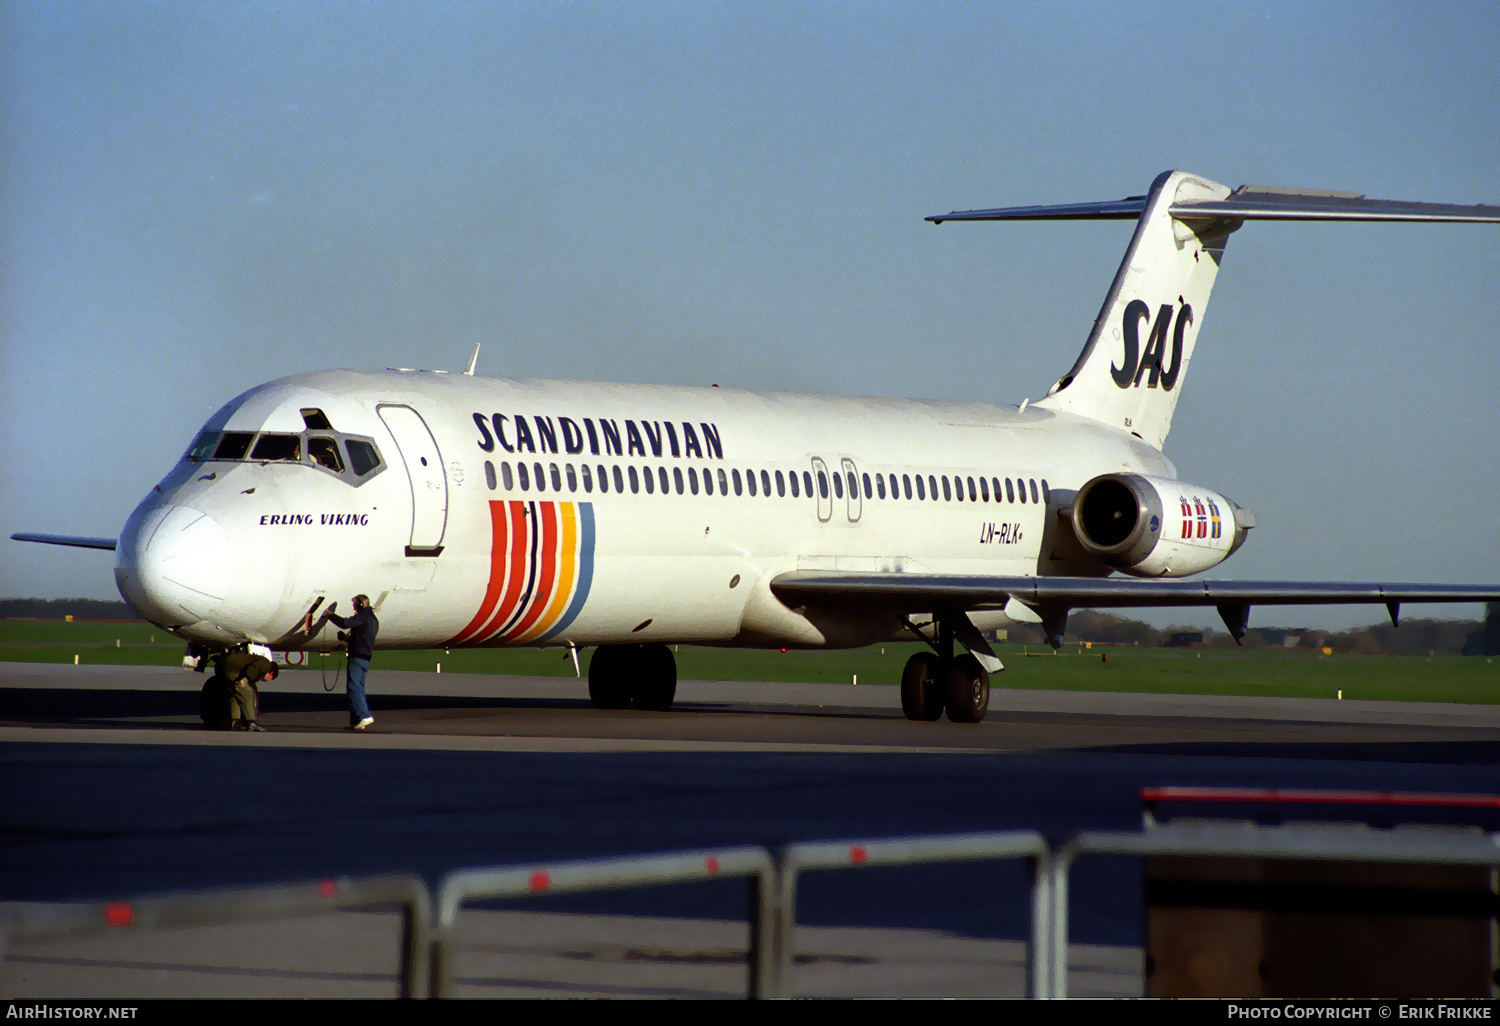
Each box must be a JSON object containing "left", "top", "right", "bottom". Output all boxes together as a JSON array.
[{"left": 3, "top": 1, "right": 1497, "bottom": 631}]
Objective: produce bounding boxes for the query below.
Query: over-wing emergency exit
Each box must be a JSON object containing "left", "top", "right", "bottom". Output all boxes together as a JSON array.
[{"left": 15, "top": 171, "right": 1500, "bottom": 723}]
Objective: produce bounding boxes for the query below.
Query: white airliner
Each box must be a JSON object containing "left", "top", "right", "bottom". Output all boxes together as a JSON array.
[{"left": 15, "top": 171, "right": 1500, "bottom": 723}]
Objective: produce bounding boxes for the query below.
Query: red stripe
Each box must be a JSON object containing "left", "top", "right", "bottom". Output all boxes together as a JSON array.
[
  {"left": 502, "top": 502, "right": 561, "bottom": 641},
  {"left": 449, "top": 501, "right": 511, "bottom": 644},
  {"left": 477, "top": 501, "right": 533, "bottom": 642}
]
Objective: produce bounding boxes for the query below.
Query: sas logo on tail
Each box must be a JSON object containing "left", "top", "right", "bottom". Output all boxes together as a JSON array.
[{"left": 1112, "top": 300, "right": 1193, "bottom": 390}]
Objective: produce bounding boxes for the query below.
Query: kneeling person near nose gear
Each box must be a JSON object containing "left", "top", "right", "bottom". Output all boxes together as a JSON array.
[{"left": 213, "top": 647, "right": 279, "bottom": 731}]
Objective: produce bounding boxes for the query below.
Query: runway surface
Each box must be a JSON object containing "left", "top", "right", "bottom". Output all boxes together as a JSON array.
[{"left": 4, "top": 661, "right": 1500, "bottom": 998}]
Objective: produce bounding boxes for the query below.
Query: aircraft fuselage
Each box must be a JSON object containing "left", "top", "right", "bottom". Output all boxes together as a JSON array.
[{"left": 114, "top": 368, "right": 1174, "bottom": 653}]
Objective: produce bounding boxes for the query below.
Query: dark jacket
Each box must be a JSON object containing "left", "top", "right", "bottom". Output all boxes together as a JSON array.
[
  {"left": 328, "top": 606, "right": 379, "bottom": 661},
  {"left": 220, "top": 651, "right": 276, "bottom": 684}
]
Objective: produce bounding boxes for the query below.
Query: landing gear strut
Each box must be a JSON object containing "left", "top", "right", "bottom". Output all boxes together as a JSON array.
[
  {"left": 899, "top": 616, "right": 991, "bottom": 723},
  {"left": 588, "top": 643, "right": 678, "bottom": 711}
]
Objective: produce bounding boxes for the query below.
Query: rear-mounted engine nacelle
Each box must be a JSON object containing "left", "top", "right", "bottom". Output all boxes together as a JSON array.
[{"left": 1071, "top": 473, "right": 1253, "bottom": 578}]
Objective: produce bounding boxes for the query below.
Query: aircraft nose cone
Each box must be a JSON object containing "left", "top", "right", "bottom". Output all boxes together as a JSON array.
[{"left": 115, "top": 504, "right": 231, "bottom": 626}]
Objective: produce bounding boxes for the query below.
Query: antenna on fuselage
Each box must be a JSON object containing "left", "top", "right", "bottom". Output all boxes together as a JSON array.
[{"left": 463, "top": 343, "right": 481, "bottom": 376}]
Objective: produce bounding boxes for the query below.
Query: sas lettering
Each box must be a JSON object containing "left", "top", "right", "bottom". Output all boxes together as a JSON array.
[
  {"left": 979, "top": 522, "right": 1023, "bottom": 545},
  {"left": 1112, "top": 299, "right": 1191, "bottom": 390}
]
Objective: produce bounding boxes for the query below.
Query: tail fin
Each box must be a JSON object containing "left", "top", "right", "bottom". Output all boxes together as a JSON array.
[
  {"left": 1032, "top": 171, "right": 1233, "bottom": 449},
  {"left": 929, "top": 170, "right": 1500, "bottom": 450}
]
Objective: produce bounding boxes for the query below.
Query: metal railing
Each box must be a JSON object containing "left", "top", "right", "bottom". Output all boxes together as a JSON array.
[
  {"left": 0, "top": 873, "right": 431, "bottom": 998},
  {"left": 772, "top": 830, "right": 1050, "bottom": 997},
  {"left": 430, "top": 846, "right": 774, "bottom": 998},
  {"left": 6, "top": 823, "right": 1500, "bottom": 999}
]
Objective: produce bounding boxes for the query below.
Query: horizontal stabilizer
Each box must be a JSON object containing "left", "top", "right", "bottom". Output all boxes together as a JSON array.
[
  {"left": 928, "top": 186, "right": 1500, "bottom": 224},
  {"left": 11, "top": 532, "right": 118, "bottom": 551}
]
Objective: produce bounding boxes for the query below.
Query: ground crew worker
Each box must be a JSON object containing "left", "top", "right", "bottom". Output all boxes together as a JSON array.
[
  {"left": 327, "top": 594, "right": 378, "bottom": 730},
  {"left": 217, "top": 647, "right": 278, "bottom": 731}
]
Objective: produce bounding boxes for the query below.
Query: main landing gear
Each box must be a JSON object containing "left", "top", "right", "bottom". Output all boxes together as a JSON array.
[
  {"left": 588, "top": 643, "right": 678, "bottom": 711},
  {"left": 899, "top": 618, "right": 991, "bottom": 724}
]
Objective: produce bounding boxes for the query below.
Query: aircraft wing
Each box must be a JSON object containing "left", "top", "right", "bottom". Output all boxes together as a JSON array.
[
  {"left": 11, "top": 533, "right": 118, "bottom": 551},
  {"left": 771, "top": 571, "right": 1500, "bottom": 644}
]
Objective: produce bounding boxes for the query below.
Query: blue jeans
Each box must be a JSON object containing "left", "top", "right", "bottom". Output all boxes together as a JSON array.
[{"left": 347, "top": 657, "right": 372, "bottom": 723}]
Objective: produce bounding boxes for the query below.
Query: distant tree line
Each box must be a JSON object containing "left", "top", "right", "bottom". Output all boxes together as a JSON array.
[
  {"left": 1, "top": 597, "right": 1489, "bottom": 654},
  {"left": 1004, "top": 610, "right": 1489, "bottom": 655},
  {"left": 0, "top": 598, "right": 144, "bottom": 620}
]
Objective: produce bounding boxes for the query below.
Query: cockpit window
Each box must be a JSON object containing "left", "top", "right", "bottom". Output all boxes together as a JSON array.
[
  {"left": 308, "top": 437, "right": 344, "bottom": 472},
  {"left": 214, "top": 432, "right": 255, "bottom": 460},
  {"left": 185, "top": 422, "right": 383, "bottom": 486},
  {"left": 346, "top": 440, "right": 382, "bottom": 477},
  {"left": 301, "top": 408, "right": 333, "bottom": 430},
  {"left": 251, "top": 433, "right": 301, "bottom": 462},
  {"left": 185, "top": 430, "right": 219, "bottom": 462}
]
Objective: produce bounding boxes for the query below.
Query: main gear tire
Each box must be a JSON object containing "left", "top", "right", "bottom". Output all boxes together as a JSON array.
[
  {"left": 900, "top": 652, "right": 944, "bottom": 721},
  {"left": 587, "top": 646, "right": 633, "bottom": 709},
  {"left": 632, "top": 644, "right": 678, "bottom": 711},
  {"left": 944, "top": 654, "right": 990, "bottom": 724}
]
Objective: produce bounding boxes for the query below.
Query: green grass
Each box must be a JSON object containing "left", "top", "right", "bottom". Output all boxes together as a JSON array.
[{"left": 4, "top": 620, "right": 1497, "bottom": 704}]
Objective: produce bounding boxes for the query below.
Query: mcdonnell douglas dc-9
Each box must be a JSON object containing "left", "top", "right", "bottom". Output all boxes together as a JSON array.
[{"left": 16, "top": 171, "right": 1500, "bottom": 723}]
